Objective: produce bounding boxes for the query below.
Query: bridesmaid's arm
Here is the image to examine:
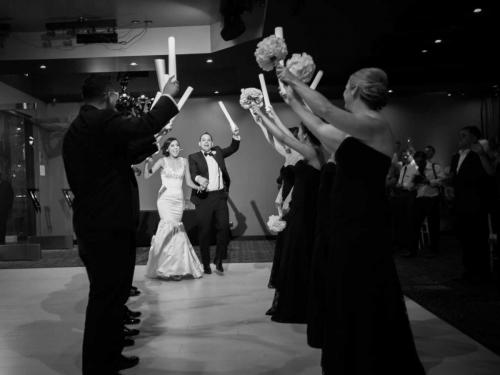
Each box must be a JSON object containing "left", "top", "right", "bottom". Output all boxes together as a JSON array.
[
  {"left": 144, "top": 157, "right": 164, "bottom": 179},
  {"left": 183, "top": 158, "right": 201, "bottom": 191}
]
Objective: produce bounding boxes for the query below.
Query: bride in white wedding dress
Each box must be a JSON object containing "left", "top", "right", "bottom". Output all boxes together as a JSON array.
[{"left": 144, "top": 137, "right": 203, "bottom": 280}]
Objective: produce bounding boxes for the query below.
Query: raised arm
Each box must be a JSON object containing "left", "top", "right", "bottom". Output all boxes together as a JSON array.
[
  {"left": 144, "top": 157, "right": 164, "bottom": 179},
  {"left": 220, "top": 130, "right": 241, "bottom": 158},
  {"left": 250, "top": 108, "right": 289, "bottom": 157},
  {"left": 253, "top": 107, "right": 317, "bottom": 163},
  {"left": 277, "top": 66, "right": 386, "bottom": 143},
  {"left": 283, "top": 86, "right": 346, "bottom": 153}
]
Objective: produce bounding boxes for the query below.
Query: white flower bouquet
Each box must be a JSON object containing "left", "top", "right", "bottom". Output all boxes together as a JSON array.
[
  {"left": 267, "top": 214, "right": 287, "bottom": 233},
  {"left": 255, "top": 35, "right": 288, "bottom": 71},
  {"left": 286, "top": 53, "right": 316, "bottom": 83},
  {"left": 239, "top": 88, "right": 264, "bottom": 109}
]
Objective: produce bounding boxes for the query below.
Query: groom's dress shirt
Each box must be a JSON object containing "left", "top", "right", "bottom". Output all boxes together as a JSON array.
[{"left": 204, "top": 151, "right": 224, "bottom": 191}]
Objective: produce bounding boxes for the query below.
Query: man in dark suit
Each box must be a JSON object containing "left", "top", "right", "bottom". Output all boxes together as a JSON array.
[
  {"left": 63, "top": 75, "right": 179, "bottom": 374},
  {"left": 450, "top": 126, "right": 494, "bottom": 283},
  {"left": 188, "top": 129, "right": 240, "bottom": 274}
]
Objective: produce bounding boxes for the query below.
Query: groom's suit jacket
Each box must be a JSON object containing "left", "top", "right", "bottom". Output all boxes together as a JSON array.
[
  {"left": 63, "top": 96, "right": 178, "bottom": 236},
  {"left": 188, "top": 138, "right": 240, "bottom": 206}
]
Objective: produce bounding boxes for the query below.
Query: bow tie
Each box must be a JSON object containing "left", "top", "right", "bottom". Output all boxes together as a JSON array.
[{"left": 204, "top": 151, "right": 214, "bottom": 157}]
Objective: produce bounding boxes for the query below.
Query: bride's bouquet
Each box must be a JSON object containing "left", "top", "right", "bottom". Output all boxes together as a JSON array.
[
  {"left": 267, "top": 214, "right": 286, "bottom": 233},
  {"left": 254, "top": 35, "right": 288, "bottom": 71},
  {"left": 239, "top": 88, "right": 264, "bottom": 109},
  {"left": 286, "top": 53, "right": 316, "bottom": 83}
]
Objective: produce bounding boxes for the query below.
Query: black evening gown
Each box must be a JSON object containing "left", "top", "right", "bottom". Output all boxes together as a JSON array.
[
  {"left": 307, "top": 161, "right": 336, "bottom": 348},
  {"left": 268, "top": 164, "right": 296, "bottom": 289},
  {"left": 322, "top": 137, "right": 425, "bottom": 375},
  {"left": 271, "top": 160, "right": 320, "bottom": 323}
]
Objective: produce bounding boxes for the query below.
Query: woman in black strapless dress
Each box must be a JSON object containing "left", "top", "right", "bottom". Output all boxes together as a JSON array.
[
  {"left": 253, "top": 107, "right": 322, "bottom": 323},
  {"left": 278, "top": 66, "right": 425, "bottom": 374}
]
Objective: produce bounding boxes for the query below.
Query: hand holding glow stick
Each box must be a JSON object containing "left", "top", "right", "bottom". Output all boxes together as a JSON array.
[
  {"left": 177, "top": 86, "right": 193, "bottom": 109},
  {"left": 218, "top": 101, "right": 239, "bottom": 132}
]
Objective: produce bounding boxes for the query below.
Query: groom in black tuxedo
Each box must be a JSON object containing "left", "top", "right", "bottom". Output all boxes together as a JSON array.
[
  {"left": 188, "top": 130, "right": 240, "bottom": 274},
  {"left": 63, "top": 75, "right": 179, "bottom": 374}
]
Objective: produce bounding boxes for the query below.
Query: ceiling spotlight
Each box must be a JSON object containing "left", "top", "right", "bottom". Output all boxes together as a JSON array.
[
  {"left": 447, "top": 93, "right": 452, "bottom": 97},
  {"left": 421, "top": 49, "right": 428, "bottom": 53},
  {"left": 130, "top": 62, "right": 138, "bottom": 66},
  {"left": 40, "top": 64, "right": 46, "bottom": 69},
  {"left": 131, "top": 19, "right": 141, "bottom": 24},
  {"left": 214, "top": 90, "right": 219, "bottom": 94},
  {"left": 24, "top": 73, "right": 29, "bottom": 77},
  {"left": 434, "top": 39, "right": 442, "bottom": 44},
  {"left": 473, "top": 8, "right": 482, "bottom": 13},
  {"left": 206, "top": 59, "right": 213, "bottom": 63},
  {"left": 388, "top": 89, "right": 393, "bottom": 93}
]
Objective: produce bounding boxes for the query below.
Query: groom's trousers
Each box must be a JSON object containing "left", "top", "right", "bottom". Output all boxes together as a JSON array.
[
  {"left": 195, "top": 190, "right": 230, "bottom": 266},
  {"left": 78, "top": 228, "right": 135, "bottom": 374}
]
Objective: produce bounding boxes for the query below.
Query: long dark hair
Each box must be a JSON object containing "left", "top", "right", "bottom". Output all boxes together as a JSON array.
[{"left": 161, "top": 137, "right": 178, "bottom": 156}]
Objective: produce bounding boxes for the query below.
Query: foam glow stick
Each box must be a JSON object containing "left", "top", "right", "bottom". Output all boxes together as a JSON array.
[
  {"left": 177, "top": 86, "right": 193, "bottom": 109},
  {"left": 274, "top": 26, "right": 286, "bottom": 94},
  {"left": 168, "top": 37, "right": 176, "bottom": 79},
  {"left": 258, "top": 74, "right": 271, "bottom": 109},
  {"left": 150, "top": 91, "right": 162, "bottom": 109},
  {"left": 218, "top": 101, "right": 238, "bottom": 132},
  {"left": 154, "top": 59, "right": 166, "bottom": 91},
  {"left": 310, "top": 70, "right": 323, "bottom": 90}
]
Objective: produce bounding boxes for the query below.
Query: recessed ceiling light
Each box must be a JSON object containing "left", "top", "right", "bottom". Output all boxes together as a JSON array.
[
  {"left": 434, "top": 39, "right": 442, "bottom": 44},
  {"left": 473, "top": 8, "right": 482, "bottom": 13},
  {"left": 130, "top": 62, "right": 138, "bottom": 66},
  {"left": 24, "top": 73, "right": 29, "bottom": 77},
  {"left": 131, "top": 19, "right": 141, "bottom": 24},
  {"left": 388, "top": 89, "right": 393, "bottom": 93},
  {"left": 214, "top": 90, "right": 219, "bottom": 94},
  {"left": 206, "top": 59, "right": 213, "bottom": 63},
  {"left": 421, "top": 49, "right": 428, "bottom": 53},
  {"left": 447, "top": 93, "right": 452, "bottom": 97},
  {"left": 40, "top": 65, "right": 46, "bottom": 69}
]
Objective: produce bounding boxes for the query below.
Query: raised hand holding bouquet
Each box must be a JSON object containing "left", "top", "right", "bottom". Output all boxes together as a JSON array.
[
  {"left": 239, "top": 88, "right": 264, "bottom": 110},
  {"left": 255, "top": 35, "right": 288, "bottom": 71},
  {"left": 285, "top": 53, "right": 316, "bottom": 84}
]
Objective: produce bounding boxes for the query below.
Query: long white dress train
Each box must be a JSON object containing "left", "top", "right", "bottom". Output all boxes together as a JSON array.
[{"left": 145, "top": 158, "right": 203, "bottom": 279}]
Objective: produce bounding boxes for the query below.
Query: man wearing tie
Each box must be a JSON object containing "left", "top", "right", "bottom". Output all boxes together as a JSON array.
[{"left": 188, "top": 129, "right": 240, "bottom": 274}]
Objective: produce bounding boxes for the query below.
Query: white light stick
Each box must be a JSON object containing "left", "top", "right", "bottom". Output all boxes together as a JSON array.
[
  {"left": 274, "top": 27, "right": 283, "bottom": 39},
  {"left": 258, "top": 74, "right": 271, "bottom": 109},
  {"left": 168, "top": 36, "right": 177, "bottom": 79},
  {"left": 218, "top": 101, "right": 238, "bottom": 132},
  {"left": 177, "top": 86, "right": 193, "bottom": 109},
  {"left": 310, "top": 70, "right": 323, "bottom": 90},
  {"left": 154, "top": 59, "right": 166, "bottom": 91},
  {"left": 150, "top": 91, "right": 162, "bottom": 109},
  {"left": 274, "top": 26, "right": 286, "bottom": 95}
]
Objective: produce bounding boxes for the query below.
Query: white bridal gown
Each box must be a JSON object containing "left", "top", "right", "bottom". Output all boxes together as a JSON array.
[{"left": 145, "top": 158, "right": 203, "bottom": 279}]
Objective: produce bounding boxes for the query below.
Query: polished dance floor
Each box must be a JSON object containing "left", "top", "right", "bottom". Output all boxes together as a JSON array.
[{"left": 0, "top": 263, "right": 499, "bottom": 374}]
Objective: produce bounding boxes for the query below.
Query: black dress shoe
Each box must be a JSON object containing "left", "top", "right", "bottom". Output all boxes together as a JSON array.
[
  {"left": 203, "top": 265, "right": 212, "bottom": 274},
  {"left": 125, "top": 307, "right": 142, "bottom": 318},
  {"left": 122, "top": 337, "right": 135, "bottom": 347},
  {"left": 215, "top": 261, "right": 224, "bottom": 273},
  {"left": 112, "top": 354, "right": 139, "bottom": 371},
  {"left": 123, "top": 327, "right": 140, "bottom": 336},
  {"left": 129, "top": 287, "right": 141, "bottom": 297},
  {"left": 123, "top": 317, "right": 141, "bottom": 325}
]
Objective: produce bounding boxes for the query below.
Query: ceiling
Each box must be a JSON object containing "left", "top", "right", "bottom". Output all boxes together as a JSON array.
[{"left": 0, "top": 0, "right": 499, "bottom": 103}]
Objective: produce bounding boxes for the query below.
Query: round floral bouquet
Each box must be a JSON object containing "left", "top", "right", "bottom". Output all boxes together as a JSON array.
[
  {"left": 267, "top": 214, "right": 286, "bottom": 233},
  {"left": 255, "top": 35, "right": 288, "bottom": 71},
  {"left": 286, "top": 53, "right": 316, "bottom": 83},
  {"left": 239, "top": 88, "right": 264, "bottom": 109}
]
